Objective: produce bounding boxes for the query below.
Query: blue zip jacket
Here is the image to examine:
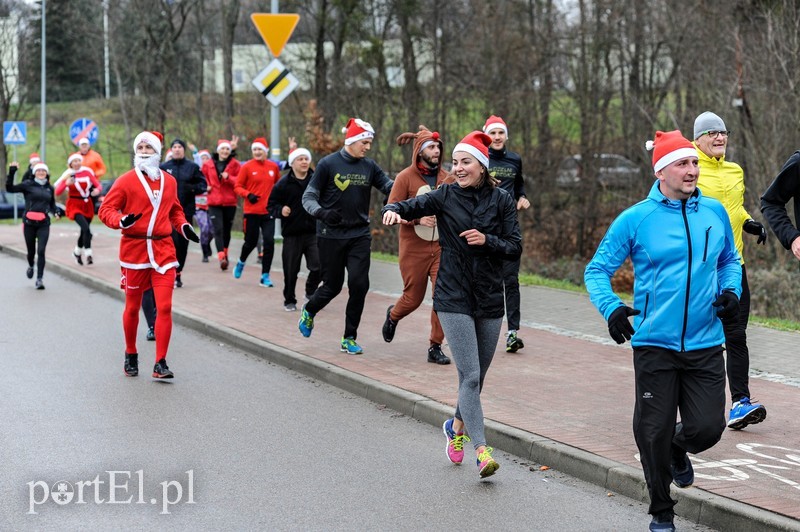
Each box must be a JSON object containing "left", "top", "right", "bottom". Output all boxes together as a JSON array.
[{"left": 584, "top": 180, "right": 742, "bottom": 351}]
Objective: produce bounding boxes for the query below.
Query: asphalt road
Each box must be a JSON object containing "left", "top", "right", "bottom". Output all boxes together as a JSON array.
[{"left": 0, "top": 253, "right": 714, "bottom": 531}]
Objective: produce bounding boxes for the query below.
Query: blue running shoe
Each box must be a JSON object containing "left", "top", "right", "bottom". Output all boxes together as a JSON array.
[
  {"left": 298, "top": 307, "right": 314, "bottom": 337},
  {"left": 259, "top": 273, "right": 273, "bottom": 287},
  {"left": 670, "top": 450, "right": 694, "bottom": 488},
  {"left": 728, "top": 397, "right": 767, "bottom": 430},
  {"left": 233, "top": 260, "right": 245, "bottom": 279},
  {"left": 340, "top": 337, "right": 363, "bottom": 355},
  {"left": 649, "top": 511, "right": 675, "bottom": 532}
]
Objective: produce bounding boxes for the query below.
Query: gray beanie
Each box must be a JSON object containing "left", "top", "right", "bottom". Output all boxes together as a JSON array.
[{"left": 693, "top": 111, "right": 726, "bottom": 139}]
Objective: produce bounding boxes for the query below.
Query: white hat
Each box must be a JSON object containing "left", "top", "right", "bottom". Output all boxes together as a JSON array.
[
  {"left": 68, "top": 153, "right": 83, "bottom": 166},
  {"left": 133, "top": 131, "right": 163, "bottom": 156},
  {"left": 288, "top": 148, "right": 312, "bottom": 166},
  {"left": 32, "top": 162, "right": 49, "bottom": 174}
]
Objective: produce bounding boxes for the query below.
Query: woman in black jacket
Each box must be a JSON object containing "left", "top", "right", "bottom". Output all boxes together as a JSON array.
[
  {"left": 6, "top": 161, "right": 60, "bottom": 289},
  {"left": 382, "top": 131, "right": 522, "bottom": 479}
]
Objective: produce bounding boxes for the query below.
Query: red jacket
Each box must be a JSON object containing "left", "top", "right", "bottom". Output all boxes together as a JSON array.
[
  {"left": 234, "top": 158, "right": 281, "bottom": 215},
  {"left": 54, "top": 167, "right": 101, "bottom": 220},
  {"left": 203, "top": 157, "right": 241, "bottom": 207},
  {"left": 98, "top": 168, "right": 189, "bottom": 273}
]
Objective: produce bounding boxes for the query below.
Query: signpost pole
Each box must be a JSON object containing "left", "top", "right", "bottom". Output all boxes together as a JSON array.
[
  {"left": 270, "top": 0, "right": 280, "bottom": 161},
  {"left": 12, "top": 145, "right": 17, "bottom": 222},
  {"left": 40, "top": 0, "right": 46, "bottom": 160}
]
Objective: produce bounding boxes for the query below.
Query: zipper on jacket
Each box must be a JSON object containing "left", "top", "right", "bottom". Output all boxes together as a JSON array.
[
  {"left": 643, "top": 292, "right": 649, "bottom": 321},
  {"left": 703, "top": 226, "right": 711, "bottom": 262},
  {"left": 680, "top": 201, "right": 692, "bottom": 352}
]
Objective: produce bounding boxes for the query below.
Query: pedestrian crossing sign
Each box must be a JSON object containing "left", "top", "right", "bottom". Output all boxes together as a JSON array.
[
  {"left": 251, "top": 59, "right": 299, "bottom": 108},
  {"left": 3, "top": 121, "right": 26, "bottom": 145}
]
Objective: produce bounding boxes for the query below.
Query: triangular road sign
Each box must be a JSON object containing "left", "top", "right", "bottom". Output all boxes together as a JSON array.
[
  {"left": 251, "top": 13, "right": 300, "bottom": 57},
  {"left": 4, "top": 123, "right": 25, "bottom": 144}
]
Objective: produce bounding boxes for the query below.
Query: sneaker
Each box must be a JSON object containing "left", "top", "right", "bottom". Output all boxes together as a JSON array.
[
  {"left": 152, "top": 359, "right": 174, "bottom": 379},
  {"left": 649, "top": 511, "right": 675, "bottom": 532},
  {"left": 175, "top": 273, "right": 183, "bottom": 288},
  {"left": 257, "top": 252, "right": 263, "bottom": 264},
  {"left": 233, "top": 260, "right": 245, "bottom": 279},
  {"left": 259, "top": 273, "right": 274, "bottom": 287},
  {"left": 73, "top": 250, "right": 83, "bottom": 266},
  {"left": 443, "top": 418, "right": 470, "bottom": 464},
  {"left": 477, "top": 447, "right": 500, "bottom": 478},
  {"left": 202, "top": 255, "right": 209, "bottom": 263},
  {"left": 284, "top": 303, "right": 297, "bottom": 312},
  {"left": 124, "top": 353, "right": 139, "bottom": 377},
  {"left": 35, "top": 278, "right": 44, "bottom": 290},
  {"left": 86, "top": 255, "right": 94, "bottom": 265},
  {"left": 506, "top": 331, "right": 524, "bottom": 353},
  {"left": 219, "top": 252, "right": 228, "bottom": 271},
  {"left": 26, "top": 266, "right": 33, "bottom": 279},
  {"left": 670, "top": 449, "right": 694, "bottom": 488},
  {"left": 382, "top": 305, "right": 397, "bottom": 342},
  {"left": 340, "top": 337, "right": 364, "bottom": 355},
  {"left": 298, "top": 307, "right": 314, "bottom": 337},
  {"left": 146, "top": 326, "right": 155, "bottom": 342},
  {"left": 428, "top": 344, "right": 451, "bottom": 365},
  {"left": 728, "top": 397, "right": 767, "bottom": 430}
]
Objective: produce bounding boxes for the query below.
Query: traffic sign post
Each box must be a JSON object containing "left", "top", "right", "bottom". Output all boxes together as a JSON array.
[
  {"left": 69, "top": 118, "right": 99, "bottom": 146},
  {"left": 4, "top": 121, "right": 27, "bottom": 222}
]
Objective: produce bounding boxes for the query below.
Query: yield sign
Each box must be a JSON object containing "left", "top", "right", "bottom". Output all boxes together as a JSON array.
[{"left": 250, "top": 13, "right": 300, "bottom": 57}]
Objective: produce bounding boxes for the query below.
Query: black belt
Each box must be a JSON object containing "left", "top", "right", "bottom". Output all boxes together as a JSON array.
[{"left": 123, "top": 234, "right": 169, "bottom": 240}]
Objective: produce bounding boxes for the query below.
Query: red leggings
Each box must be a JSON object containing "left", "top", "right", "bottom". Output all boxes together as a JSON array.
[{"left": 122, "top": 268, "right": 176, "bottom": 362}]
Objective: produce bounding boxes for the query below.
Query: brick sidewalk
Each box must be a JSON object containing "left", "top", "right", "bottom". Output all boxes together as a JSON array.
[{"left": 2, "top": 222, "right": 799, "bottom": 524}]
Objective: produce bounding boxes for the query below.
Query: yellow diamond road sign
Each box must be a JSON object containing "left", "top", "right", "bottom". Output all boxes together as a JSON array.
[
  {"left": 250, "top": 13, "right": 300, "bottom": 57},
  {"left": 252, "top": 58, "right": 299, "bottom": 108}
]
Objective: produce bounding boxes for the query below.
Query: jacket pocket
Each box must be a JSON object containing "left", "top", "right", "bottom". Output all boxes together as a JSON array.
[
  {"left": 703, "top": 226, "right": 711, "bottom": 262},
  {"left": 642, "top": 292, "right": 649, "bottom": 321}
]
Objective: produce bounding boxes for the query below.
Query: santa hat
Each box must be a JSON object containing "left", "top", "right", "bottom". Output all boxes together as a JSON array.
[
  {"left": 216, "top": 139, "right": 232, "bottom": 152},
  {"left": 29, "top": 153, "right": 41, "bottom": 164},
  {"left": 482, "top": 115, "right": 508, "bottom": 136},
  {"left": 198, "top": 149, "right": 211, "bottom": 160},
  {"left": 32, "top": 162, "right": 49, "bottom": 174},
  {"left": 419, "top": 132, "right": 441, "bottom": 153},
  {"left": 251, "top": 137, "right": 269, "bottom": 153},
  {"left": 67, "top": 153, "right": 83, "bottom": 166},
  {"left": 646, "top": 130, "right": 697, "bottom": 172},
  {"left": 288, "top": 147, "right": 312, "bottom": 166},
  {"left": 78, "top": 137, "right": 90, "bottom": 146},
  {"left": 133, "top": 131, "right": 163, "bottom": 156},
  {"left": 342, "top": 118, "right": 375, "bottom": 145},
  {"left": 452, "top": 131, "right": 492, "bottom": 168}
]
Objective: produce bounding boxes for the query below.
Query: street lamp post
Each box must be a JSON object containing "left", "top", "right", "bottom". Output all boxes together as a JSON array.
[{"left": 40, "top": 0, "right": 46, "bottom": 160}]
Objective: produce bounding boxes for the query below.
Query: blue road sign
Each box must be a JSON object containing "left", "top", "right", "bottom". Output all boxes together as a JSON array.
[
  {"left": 3, "top": 121, "right": 27, "bottom": 145},
  {"left": 69, "top": 118, "right": 99, "bottom": 146}
]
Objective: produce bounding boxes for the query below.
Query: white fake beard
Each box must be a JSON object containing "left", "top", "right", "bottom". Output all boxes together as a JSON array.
[{"left": 135, "top": 153, "right": 162, "bottom": 180}]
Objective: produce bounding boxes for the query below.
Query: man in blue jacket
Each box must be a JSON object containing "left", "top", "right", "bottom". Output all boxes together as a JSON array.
[{"left": 584, "top": 130, "right": 742, "bottom": 532}]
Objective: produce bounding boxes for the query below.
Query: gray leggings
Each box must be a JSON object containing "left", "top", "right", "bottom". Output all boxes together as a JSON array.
[{"left": 437, "top": 312, "right": 502, "bottom": 449}]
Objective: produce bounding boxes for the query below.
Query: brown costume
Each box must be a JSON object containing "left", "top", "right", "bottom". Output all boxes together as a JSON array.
[{"left": 388, "top": 126, "right": 453, "bottom": 346}]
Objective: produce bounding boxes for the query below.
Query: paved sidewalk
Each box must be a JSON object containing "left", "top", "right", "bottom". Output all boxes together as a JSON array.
[{"left": 2, "top": 222, "right": 799, "bottom": 531}]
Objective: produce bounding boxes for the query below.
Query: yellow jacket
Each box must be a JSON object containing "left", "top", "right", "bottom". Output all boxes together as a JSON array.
[{"left": 695, "top": 144, "right": 750, "bottom": 264}]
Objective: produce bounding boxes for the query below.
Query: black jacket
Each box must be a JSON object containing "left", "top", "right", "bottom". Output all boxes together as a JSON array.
[
  {"left": 268, "top": 169, "right": 317, "bottom": 237},
  {"left": 488, "top": 147, "right": 525, "bottom": 200},
  {"left": 6, "top": 166, "right": 57, "bottom": 225},
  {"left": 761, "top": 151, "right": 800, "bottom": 250},
  {"left": 383, "top": 182, "right": 522, "bottom": 318},
  {"left": 161, "top": 157, "right": 206, "bottom": 218}
]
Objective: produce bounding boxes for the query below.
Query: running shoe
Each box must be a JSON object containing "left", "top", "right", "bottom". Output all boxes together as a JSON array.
[
  {"left": 284, "top": 303, "right": 297, "bottom": 312},
  {"left": 728, "top": 397, "right": 767, "bottom": 430},
  {"left": 443, "top": 418, "right": 469, "bottom": 464},
  {"left": 26, "top": 266, "right": 33, "bottom": 279},
  {"left": 175, "top": 273, "right": 183, "bottom": 288},
  {"left": 233, "top": 260, "right": 245, "bottom": 279},
  {"left": 124, "top": 353, "right": 139, "bottom": 377},
  {"left": 382, "top": 305, "right": 397, "bottom": 342},
  {"left": 146, "top": 326, "right": 156, "bottom": 342},
  {"left": 298, "top": 307, "right": 314, "bottom": 337},
  {"left": 35, "top": 278, "right": 44, "bottom": 290},
  {"left": 152, "top": 359, "right": 174, "bottom": 379},
  {"left": 505, "top": 331, "right": 524, "bottom": 353},
  {"left": 259, "top": 273, "right": 273, "bottom": 287},
  {"left": 649, "top": 511, "right": 675, "bottom": 532},
  {"left": 73, "top": 250, "right": 83, "bottom": 266},
  {"left": 670, "top": 449, "right": 694, "bottom": 488},
  {"left": 86, "top": 255, "right": 94, "bottom": 265},
  {"left": 219, "top": 252, "right": 228, "bottom": 271},
  {"left": 428, "top": 344, "right": 451, "bottom": 365},
  {"left": 340, "top": 337, "right": 363, "bottom": 355},
  {"left": 477, "top": 447, "right": 499, "bottom": 478}
]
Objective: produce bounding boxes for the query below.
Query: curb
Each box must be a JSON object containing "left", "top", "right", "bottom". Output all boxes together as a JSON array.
[{"left": 2, "top": 244, "right": 798, "bottom": 532}]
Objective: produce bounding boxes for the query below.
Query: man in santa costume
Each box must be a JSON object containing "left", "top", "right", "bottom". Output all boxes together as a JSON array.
[{"left": 99, "top": 131, "right": 199, "bottom": 379}]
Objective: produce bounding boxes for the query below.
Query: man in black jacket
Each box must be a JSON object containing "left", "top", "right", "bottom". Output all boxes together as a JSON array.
[
  {"left": 299, "top": 118, "right": 394, "bottom": 354},
  {"left": 761, "top": 151, "right": 800, "bottom": 260},
  {"left": 268, "top": 148, "right": 321, "bottom": 312},
  {"left": 161, "top": 138, "right": 206, "bottom": 287}
]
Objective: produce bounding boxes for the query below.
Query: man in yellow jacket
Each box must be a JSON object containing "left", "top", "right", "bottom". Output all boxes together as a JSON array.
[{"left": 694, "top": 111, "right": 768, "bottom": 430}]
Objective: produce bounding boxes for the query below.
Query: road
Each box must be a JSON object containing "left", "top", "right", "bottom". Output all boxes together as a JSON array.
[{"left": 0, "top": 252, "right": 714, "bottom": 531}]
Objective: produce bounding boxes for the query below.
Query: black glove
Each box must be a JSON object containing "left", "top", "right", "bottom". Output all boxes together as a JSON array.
[
  {"left": 713, "top": 291, "right": 740, "bottom": 324},
  {"left": 743, "top": 219, "right": 767, "bottom": 245},
  {"left": 319, "top": 208, "right": 342, "bottom": 225},
  {"left": 120, "top": 213, "right": 143, "bottom": 229},
  {"left": 607, "top": 305, "right": 641, "bottom": 344},
  {"left": 183, "top": 224, "right": 199, "bottom": 243},
  {"left": 247, "top": 193, "right": 260, "bottom": 204}
]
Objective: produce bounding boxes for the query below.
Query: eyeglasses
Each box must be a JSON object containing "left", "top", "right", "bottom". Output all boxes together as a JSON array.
[{"left": 704, "top": 130, "right": 731, "bottom": 139}]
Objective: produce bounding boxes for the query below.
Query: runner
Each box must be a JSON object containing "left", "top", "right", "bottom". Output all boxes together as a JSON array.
[
  {"left": 203, "top": 139, "right": 241, "bottom": 271},
  {"left": 54, "top": 153, "right": 101, "bottom": 265}
]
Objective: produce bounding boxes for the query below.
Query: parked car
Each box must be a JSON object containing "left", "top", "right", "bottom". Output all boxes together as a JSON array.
[
  {"left": 556, "top": 154, "right": 643, "bottom": 188},
  {"left": 0, "top": 190, "right": 25, "bottom": 219}
]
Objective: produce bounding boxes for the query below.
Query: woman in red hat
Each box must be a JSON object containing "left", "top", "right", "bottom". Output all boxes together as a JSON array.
[
  {"left": 382, "top": 130, "right": 522, "bottom": 479},
  {"left": 54, "top": 153, "right": 101, "bottom": 265},
  {"left": 202, "top": 138, "right": 241, "bottom": 270}
]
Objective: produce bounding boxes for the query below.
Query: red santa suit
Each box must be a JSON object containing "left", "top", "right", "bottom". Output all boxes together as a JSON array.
[
  {"left": 99, "top": 167, "right": 189, "bottom": 273},
  {"left": 55, "top": 167, "right": 101, "bottom": 220}
]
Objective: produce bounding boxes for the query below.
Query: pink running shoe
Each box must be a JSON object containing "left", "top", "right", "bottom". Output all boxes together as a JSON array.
[
  {"left": 477, "top": 447, "right": 499, "bottom": 478},
  {"left": 443, "top": 418, "right": 470, "bottom": 464}
]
